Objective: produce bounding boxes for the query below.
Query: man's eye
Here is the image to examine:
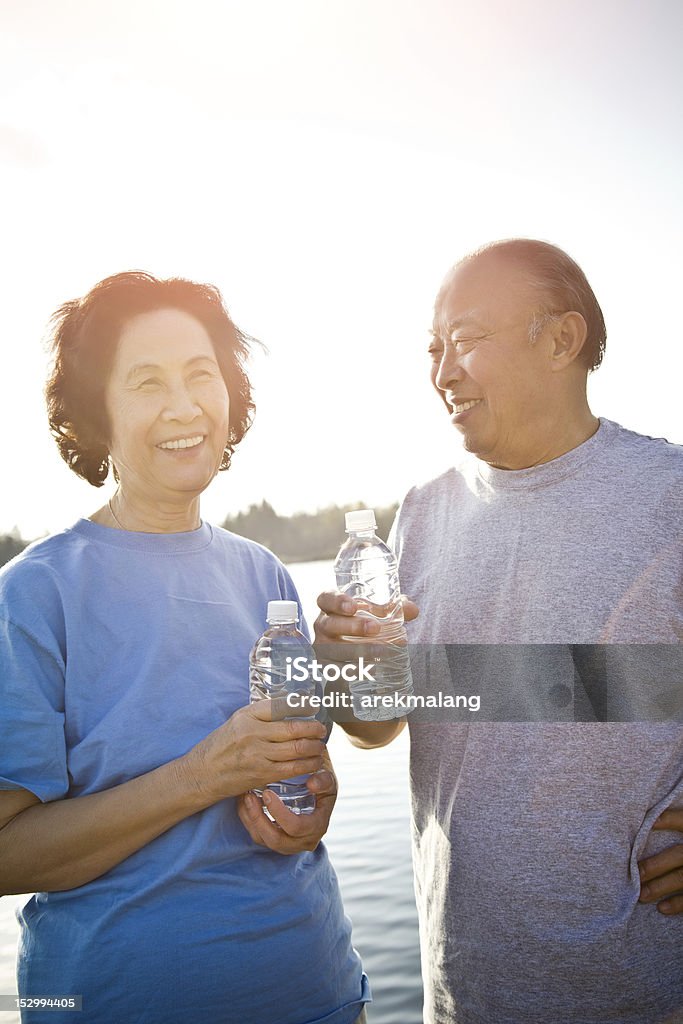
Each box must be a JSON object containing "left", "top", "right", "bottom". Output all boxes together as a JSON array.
[
  {"left": 428, "top": 345, "right": 443, "bottom": 360},
  {"left": 450, "top": 336, "right": 479, "bottom": 352},
  {"left": 138, "top": 378, "right": 161, "bottom": 389}
]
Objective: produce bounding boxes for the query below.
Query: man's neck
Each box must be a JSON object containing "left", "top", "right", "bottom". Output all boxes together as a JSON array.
[{"left": 486, "top": 403, "right": 600, "bottom": 471}]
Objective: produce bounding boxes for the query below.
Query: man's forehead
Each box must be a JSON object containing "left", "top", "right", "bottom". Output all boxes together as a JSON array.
[{"left": 434, "top": 253, "right": 536, "bottom": 329}]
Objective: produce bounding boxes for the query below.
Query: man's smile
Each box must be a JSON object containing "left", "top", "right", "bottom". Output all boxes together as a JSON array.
[{"left": 445, "top": 396, "right": 484, "bottom": 416}]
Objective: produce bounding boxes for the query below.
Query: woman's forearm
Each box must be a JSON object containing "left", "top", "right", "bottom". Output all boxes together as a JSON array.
[
  {"left": 0, "top": 756, "right": 209, "bottom": 895},
  {"left": 0, "top": 704, "right": 327, "bottom": 895}
]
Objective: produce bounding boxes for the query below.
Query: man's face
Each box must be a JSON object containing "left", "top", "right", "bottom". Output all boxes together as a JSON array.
[{"left": 429, "top": 252, "right": 558, "bottom": 470}]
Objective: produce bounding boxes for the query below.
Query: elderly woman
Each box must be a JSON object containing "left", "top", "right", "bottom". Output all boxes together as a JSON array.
[{"left": 0, "top": 273, "right": 369, "bottom": 1024}]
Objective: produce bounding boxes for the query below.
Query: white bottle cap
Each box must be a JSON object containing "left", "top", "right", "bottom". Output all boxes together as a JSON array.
[
  {"left": 345, "top": 509, "right": 377, "bottom": 532},
  {"left": 266, "top": 600, "right": 299, "bottom": 623}
]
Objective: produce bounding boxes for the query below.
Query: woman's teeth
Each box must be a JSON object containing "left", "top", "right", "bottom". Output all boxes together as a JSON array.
[{"left": 158, "top": 436, "right": 203, "bottom": 450}]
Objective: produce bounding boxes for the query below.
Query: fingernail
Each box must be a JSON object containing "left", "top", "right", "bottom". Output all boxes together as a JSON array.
[
  {"left": 640, "top": 885, "right": 650, "bottom": 900},
  {"left": 262, "top": 790, "right": 272, "bottom": 805},
  {"left": 341, "top": 599, "right": 355, "bottom": 613},
  {"left": 658, "top": 901, "right": 672, "bottom": 914}
]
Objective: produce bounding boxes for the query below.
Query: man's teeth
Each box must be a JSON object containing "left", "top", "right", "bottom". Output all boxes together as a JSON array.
[
  {"left": 453, "top": 399, "right": 482, "bottom": 413},
  {"left": 158, "top": 436, "right": 203, "bottom": 450}
]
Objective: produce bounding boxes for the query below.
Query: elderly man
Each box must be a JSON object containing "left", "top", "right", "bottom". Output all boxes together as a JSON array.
[{"left": 315, "top": 239, "right": 683, "bottom": 1023}]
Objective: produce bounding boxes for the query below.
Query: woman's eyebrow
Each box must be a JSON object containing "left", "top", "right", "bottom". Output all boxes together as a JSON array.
[{"left": 125, "top": 355, "right": 216, "bottom": 381}]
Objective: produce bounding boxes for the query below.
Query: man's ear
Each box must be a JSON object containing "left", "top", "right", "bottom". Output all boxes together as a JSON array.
[{"left": 549, "top": 311, "right": 588, "bottom": 371}]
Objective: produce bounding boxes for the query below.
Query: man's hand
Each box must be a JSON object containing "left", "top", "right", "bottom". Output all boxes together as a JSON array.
[
  {"left": 313, "top": 591, "right": 416, "bottom": 748},
  {"left": 236, "top": 751, "right": 338, "bottom": 855},
  {"left": 638, "top": 808, "right": 683, "bottom": 914},
  {"left": 314, "top": 592, "right": 419, "bottom": 644}
]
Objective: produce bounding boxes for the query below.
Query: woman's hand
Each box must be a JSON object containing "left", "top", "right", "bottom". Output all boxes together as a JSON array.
[
  {"left": 237, "top": 749, "right": 338, "bottom": 854},
  {"left": 181, "top": 702, "right": 327, "bottom": 804},
  {"left": 638, "top": 808, "right": 683, "bottom": 914}
]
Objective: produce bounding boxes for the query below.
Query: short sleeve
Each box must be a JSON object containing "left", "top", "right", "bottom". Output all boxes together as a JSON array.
[{"left": 0, "top": 611, "right": 69, "bottom": 803}]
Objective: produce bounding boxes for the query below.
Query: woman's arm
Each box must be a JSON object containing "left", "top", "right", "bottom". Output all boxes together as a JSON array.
[{"left": 0, "top": 703, "right": 326, "bottom": 895}]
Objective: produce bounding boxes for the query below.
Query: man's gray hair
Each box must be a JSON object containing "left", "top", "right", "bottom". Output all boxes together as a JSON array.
[{"left": 460, "top": 239, "right": 607, "bottom": 372}]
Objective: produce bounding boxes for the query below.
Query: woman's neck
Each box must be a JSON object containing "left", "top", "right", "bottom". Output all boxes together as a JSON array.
[{"left": 91, "top": 490, "right": 202, "bottom": 534}]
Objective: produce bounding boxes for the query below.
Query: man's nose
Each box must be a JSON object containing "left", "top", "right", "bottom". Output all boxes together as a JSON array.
[
  {"left": 162, "top": 384, "right": 202, "bottom": 422},
  {"left": 434, "top": 345, "right": 464, "bottom": 392}
]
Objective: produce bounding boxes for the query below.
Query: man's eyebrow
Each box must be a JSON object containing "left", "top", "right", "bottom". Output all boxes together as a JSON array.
[
  {"left": 446, "top": 310, "right": 488, "bottom": 331},
  {"left": 433, "top": 309, "right": 487, "bottom": 335}
]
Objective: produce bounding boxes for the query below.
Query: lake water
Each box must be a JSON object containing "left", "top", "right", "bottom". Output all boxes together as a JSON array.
[{"left": 0, "top": 559, "right": 423, "bottom": 1023}]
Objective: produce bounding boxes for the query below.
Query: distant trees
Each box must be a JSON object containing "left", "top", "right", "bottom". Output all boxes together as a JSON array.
[
  {"left": 222, "top": 501, "right": 399, "bottom": 563},
  {"left": 0, "top": 501, "right": 399, "bottom": 569},
  {"left": 0, "top": 532, "right": 28, "bottom": 568}
]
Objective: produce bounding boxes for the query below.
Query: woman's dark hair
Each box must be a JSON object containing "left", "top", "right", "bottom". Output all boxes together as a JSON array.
[{"left": 45, "top": 271, "right": 256, "bottom": 486}]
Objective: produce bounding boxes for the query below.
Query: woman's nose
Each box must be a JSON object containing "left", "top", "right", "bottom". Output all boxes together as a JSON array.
[{"left": 162, "top": 385, "right": 202, "bottom": 422}]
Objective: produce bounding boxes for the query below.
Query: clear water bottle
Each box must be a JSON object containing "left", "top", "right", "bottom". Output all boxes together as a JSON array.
[
  {"left": 334, "top": 509, "right": 414, "bottom": 721},
  {"left": 249, "top": 600, "right": 317, "bottom": 815}
]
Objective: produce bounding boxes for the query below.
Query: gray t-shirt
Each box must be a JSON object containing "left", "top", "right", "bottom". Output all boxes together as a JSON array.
[{"left": 391, "top": 419, "right": 683, "bottom": 1024}]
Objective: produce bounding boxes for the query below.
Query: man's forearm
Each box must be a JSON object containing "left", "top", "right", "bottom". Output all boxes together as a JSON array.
[{"left": 340, "top": 719, "right": 406, "bottom": 748}]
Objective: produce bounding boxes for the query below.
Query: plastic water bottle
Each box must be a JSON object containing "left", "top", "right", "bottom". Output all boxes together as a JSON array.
[
  {"left": 249, "top": 600, "right": 317, "bottom": 815},
  {"left": 334, "top": 509, "right": 414, "bottom": 720}
]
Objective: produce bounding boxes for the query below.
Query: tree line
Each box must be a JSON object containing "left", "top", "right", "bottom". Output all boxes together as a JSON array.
[
  {"left": 221, "top": 501, "right": 399, "bottom": 563},
  {"left": 0, "top": 502, "right": 399, "bottom": 568}
]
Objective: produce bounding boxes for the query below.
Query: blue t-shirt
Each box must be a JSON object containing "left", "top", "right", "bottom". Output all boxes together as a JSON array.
[{"left": 0, "top": 519, "right": 369, "bottom": 1024}]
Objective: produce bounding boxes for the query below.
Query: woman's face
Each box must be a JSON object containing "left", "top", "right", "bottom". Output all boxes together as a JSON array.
[{"left": 105, "top": 307, "right": 230, "bottom": 506}]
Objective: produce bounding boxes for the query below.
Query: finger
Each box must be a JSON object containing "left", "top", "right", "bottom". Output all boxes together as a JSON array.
[
  {"left": 657, "top": 893, "right": 683, "bottom": 915},
  {"left": 400, "top": 596, "right": 420, "bottom": 622},
  {"left": 239, "top": 793, "right": 297, "bottom": 850},
  {"left": 306, "top": 769, "right": 337, "bottom": 797},
  {"left": 265, "top": 694, "right": 321, "bottom": 722},
  {"left": 261, "top": 791, "right": 322, "bottom": 849},
  {"left": 315, "top": 613, "right": 380, "bottom": 640},
  {"left": 262, "top": 790, "right": 311, "bottom": 834},
  {"left": 263, "top": 735, "right": 326, "bottom": 760},
  {"left": 651, "top": 808, "right": 683, "bottom": 831},
  {"left": 639, "top": 844, "right": 683, "bottom": 887},
  {"left": 251, "top": 708, "right": 326, "bottom": 741},
  {"left": 264, "top": 757, "right": 326, "bottom": 781},
  {"left": 316, "top": 591, "right": 359, "bottom": 616},
  {"left": 236, "top": 792, "right": 267, "bottom": 846},
  {"left": 639, "top": 867, "right": 683, "bottom": 902}
]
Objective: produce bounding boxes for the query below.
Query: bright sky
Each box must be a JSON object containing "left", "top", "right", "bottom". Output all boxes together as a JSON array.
[{"left": 1, "top": 0, "right": 681, "bottom": 539}]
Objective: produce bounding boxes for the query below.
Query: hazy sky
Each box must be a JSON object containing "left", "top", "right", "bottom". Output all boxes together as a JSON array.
[{"left": 1, "top": 0, "right": 681, "bottom": 538}]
